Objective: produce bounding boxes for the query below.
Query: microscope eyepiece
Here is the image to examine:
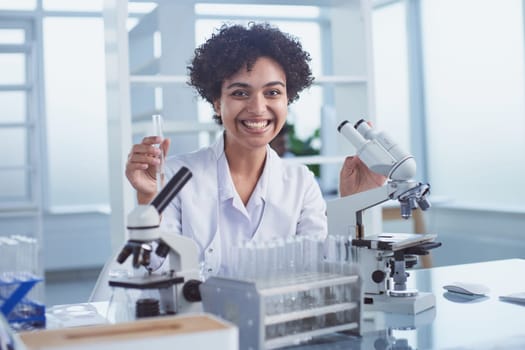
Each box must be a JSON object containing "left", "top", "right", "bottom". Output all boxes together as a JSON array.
[
  {"left": 337, "top": 120, "right": 350, "bottom": 132},
  {"left": 151, "top": 166, "right": 192, "bottom": 214},
  {"left": 354, "top": 118, "right": 367, "bottom": 129}
]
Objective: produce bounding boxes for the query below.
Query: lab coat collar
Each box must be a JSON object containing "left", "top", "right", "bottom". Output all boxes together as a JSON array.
[
  {"left": 214, "top": 134, "right": 234, "bottom": 201},
  {"left": 213, "top": 132, "right": 283, "bottom": 205}
]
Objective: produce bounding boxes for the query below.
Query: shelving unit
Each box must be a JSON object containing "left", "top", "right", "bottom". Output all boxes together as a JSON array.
[
  {"left": 0, "top": 18, "right": 44, "bottom": 282},
  {"left": 103, "top": 0, "right": 379, "bottom": 249}
]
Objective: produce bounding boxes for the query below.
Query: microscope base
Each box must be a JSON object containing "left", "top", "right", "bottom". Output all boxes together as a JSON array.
[{"left": 363, "top": 292, "right": 435, "bottom": 314}]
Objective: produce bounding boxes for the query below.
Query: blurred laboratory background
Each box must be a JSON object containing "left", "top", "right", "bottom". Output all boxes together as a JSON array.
[{"left": 1, "top": 0, "right": 525, "bottom": 307}]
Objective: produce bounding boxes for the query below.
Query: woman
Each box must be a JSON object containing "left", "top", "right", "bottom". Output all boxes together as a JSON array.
[{"left": 125, "top": 23, "right": 384, "bottom": 275}]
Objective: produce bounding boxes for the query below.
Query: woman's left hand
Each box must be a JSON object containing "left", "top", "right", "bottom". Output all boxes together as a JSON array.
[{"left": 339, "top": 156, "right": 387, "bottom": 196}]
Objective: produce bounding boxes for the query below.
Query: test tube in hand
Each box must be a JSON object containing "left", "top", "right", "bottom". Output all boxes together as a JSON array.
[{"left": 152, "top": 114, "right": 165, "bottom": 193}]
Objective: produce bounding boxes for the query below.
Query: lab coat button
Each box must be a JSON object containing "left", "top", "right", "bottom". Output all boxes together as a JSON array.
[{"left": 208, "top": 248, "right": 213, "bottom": 253}]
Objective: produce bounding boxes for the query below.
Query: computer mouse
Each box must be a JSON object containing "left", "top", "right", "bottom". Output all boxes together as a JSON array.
[{"left": 443, "top": 282, "right": 490, "bottom": 296}]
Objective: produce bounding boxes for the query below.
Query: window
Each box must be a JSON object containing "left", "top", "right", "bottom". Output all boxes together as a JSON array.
[
  {"left": 43, "top": 17, "right": 109, "bottom": 209},
  {"left": 421, "top": 0, "right": 525, "bottom": 209},
  {"left": 372, "top": 2, "right": 411, "bottom": 153},
  {"left": 0, "top": 20, "right": 36, "bottom": 207},
  {"left": 1, "top": 3, "right": 153, "bottom": 212}
]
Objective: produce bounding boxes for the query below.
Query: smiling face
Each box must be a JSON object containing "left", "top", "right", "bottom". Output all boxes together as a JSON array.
[{"left": 214, "top": 57, "right": 288, "bottom": 155}]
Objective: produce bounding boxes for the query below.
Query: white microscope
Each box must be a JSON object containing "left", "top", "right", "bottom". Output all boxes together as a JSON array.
[
  {"left": 327, "top": 119, "right": 440, "bottom": 315},
  {"left": 109, "top": 167, "right": 203, "bottom": 318}
]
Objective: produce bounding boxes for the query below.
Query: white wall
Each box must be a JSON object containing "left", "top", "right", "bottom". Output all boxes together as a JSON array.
[
  {"left": 30, "top": 205, "right": 524, "bottom": 272},
  {"left": 42, "top": 213, "right": 111, "bottom": 271},
  {"left": 428, "top": 207, "right": 525, "bottom": 266},
  {"left": 383, "top": 207, "right": 525, "bottom": 267}
]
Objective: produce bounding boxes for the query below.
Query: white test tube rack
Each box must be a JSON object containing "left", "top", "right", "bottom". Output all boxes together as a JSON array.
[{"left": 200, "top": 263, "right": 362, "bottom": 350}]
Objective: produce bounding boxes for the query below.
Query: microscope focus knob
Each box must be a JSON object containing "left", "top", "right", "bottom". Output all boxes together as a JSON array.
[
  {"left": 182, "top": 279, "right": 202, "bottom": 302},
  {"left": 372, "top": 270, "right": 386, "bottom": 284}
]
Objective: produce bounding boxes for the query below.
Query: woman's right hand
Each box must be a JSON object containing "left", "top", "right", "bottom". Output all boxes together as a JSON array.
[{"left": 125, "top": 136, "right": 170, "bottom": 204}]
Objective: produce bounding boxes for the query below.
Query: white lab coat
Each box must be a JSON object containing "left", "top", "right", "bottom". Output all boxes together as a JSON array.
[{"left": 161, "top": 133, "right": 327, "bottom": 275}]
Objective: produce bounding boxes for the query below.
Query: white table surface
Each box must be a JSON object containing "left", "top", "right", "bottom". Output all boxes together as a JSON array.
[
  {"left": 45, "top": 259, "right": 525, "bottom": 350},
  {"left": 287, "top": 258, "right": 525, "bottom": 349}
]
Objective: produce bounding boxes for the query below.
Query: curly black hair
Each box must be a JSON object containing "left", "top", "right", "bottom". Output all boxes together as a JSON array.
[{"left": 188, "top": 22, "right": 314, "bottom": 124}]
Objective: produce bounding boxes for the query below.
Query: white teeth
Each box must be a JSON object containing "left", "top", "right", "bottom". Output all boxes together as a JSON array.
[{"left": 243, "top": 120, "right": 269, "bottom": 129}]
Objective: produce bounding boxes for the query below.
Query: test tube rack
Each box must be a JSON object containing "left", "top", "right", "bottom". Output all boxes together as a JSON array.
[
  {"left": 200, "top": 263, "right": 362, "bottom": 350},
  {"left": 0, "top": 272, "right": 46, "bottom": 330}
]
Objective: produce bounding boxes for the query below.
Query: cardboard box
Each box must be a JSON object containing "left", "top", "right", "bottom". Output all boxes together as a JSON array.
[{"left": 19, "top": 313, "right": 238, "bottom": 350}]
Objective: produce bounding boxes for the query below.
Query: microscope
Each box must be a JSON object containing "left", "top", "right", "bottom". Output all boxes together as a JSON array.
[
  {"left": 327, "top": 120, "right": 440, "bottom": 314},
  {"left": 108, "top": 167, "right": 203, "bottom": 318}
]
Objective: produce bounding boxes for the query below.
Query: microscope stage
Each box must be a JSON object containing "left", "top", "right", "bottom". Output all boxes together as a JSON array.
[
  {"left": 109, "top": 274, "right": 184, "bottom": 290},
  {"left": 352, "top": 233, "right": 436, "bottom": 251}
]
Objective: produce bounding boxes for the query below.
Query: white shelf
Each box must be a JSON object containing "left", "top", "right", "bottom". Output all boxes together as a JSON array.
[
  {"left": 0, "top": 84, "right": 32, "bottom": 91},
  {"left": 0, "top": 206, "right": 39, "bottom": 218},
  {"left": 282, "top": 155, "right": 346, "bottom": 165},
  {"left": 132, "top": 120, "right": 221, "bottom": 135},
  {"left": 314, "top": 75, "right": 368, "bottom": 84},
  {"left": 130, "top": 75, "right": 186, "bottom": 85},
  {"left": 129, "top": 74, "right": 368, "bottom": 86}
]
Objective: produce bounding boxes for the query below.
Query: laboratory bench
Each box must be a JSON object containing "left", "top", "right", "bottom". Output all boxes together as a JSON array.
[
  {"left": 286, "top": 258, "right": 525, "bottom": 349},
  {"left": 11, "top": 258, "right": 525, "bottom": 350}
]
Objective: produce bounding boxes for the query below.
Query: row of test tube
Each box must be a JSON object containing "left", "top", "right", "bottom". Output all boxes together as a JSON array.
[
  {"left": 0, "top": 235, "right": 44, "bottom": 330},
  {"left": 0, "top": 235, "right": 39, "bottom": 276},
  {"left": 217, "top": 235, "right": 359, "bottom": 340},
  {"left": 221, "top": 235, "right": 351, "bottom": 284}
]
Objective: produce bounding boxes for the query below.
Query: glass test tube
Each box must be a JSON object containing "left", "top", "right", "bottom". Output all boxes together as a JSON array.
[
  {"left": 255, "top": 241, "right": 270, "bottom": 285},
  {"left": 152, "top": 114, "right": 165, "bottom": 193},
  {"left": 241, "top": 241, "right": 257, "bottom": 280},
  {"left": 324, "top": 236, "right": 344, "bottom": 310}
]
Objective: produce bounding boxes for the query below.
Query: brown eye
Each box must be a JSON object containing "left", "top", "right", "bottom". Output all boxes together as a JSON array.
[
  {"left": 266, "top": 89, "right": 281, "bottom": 97},
  {"left": 231, "top": 90, "right": 249, "bottom": 97}
]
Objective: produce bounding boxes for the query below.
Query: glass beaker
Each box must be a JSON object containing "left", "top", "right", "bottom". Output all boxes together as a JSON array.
[{"left": 106, "top": 286, "right": 134, "bottom": 324}]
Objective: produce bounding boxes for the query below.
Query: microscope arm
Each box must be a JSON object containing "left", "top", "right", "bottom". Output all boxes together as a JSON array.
[
  {"left": 327, "top": 184, "right": 391, "bottom": 240},
  {"left": 327, "top": 180, "right": 429, "bottom": 240},
  {"left": 156, "top": 232, "right": 200, "bottom": 273}
]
